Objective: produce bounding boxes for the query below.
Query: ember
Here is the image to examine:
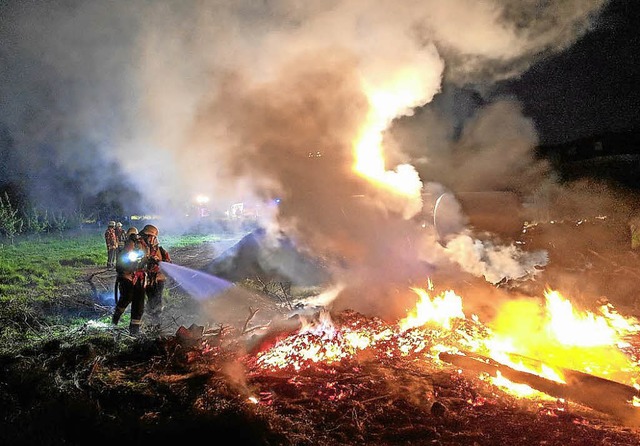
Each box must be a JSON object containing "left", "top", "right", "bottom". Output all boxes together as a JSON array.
[{"left": 248, "top": 280, "right": 640, "bottom": 421}]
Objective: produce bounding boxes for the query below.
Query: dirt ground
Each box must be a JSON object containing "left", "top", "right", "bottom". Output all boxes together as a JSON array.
[{"left": 3, "top": 224, "right": 640, "bottom": 446}]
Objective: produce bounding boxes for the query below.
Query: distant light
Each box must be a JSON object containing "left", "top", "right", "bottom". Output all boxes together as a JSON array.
[
  {"left": 195, "top": 194, "right": 210, "bottom": 205},
  {"left": 130, "top": 215, "right": 162, "bottom": 221}
]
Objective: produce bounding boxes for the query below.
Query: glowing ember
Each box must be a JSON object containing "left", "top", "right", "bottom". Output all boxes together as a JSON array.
[
  {"left": 254, "top": 284, "right": 482, "bottom": 372},
  {"left": 251, "top": 279, "right": 640, "bottom": 406},
  {"left": 485, "top": 371, "right": 555, "bottom": 399},
  {"left": 255, "top": 312, "right": 395, "bottom": 372}
]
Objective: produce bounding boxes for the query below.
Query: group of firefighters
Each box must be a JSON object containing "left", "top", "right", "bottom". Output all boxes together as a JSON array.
[{"left": 104, "top": 221, "right": 171, "bottom": 335}]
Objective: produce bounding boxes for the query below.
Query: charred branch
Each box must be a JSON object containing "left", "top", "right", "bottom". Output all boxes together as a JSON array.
[
  {"left": 439, "top": 351, "right": 640, "bottom": 425},
  {"left": 255, "top": 276, "right": 294, "bottom": 310}
]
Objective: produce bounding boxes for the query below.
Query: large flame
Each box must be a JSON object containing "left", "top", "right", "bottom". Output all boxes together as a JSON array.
[
  {"left": 253, "top": 281, "right": 640, "bottom": 401},
  {"left": 352, "top": 72, "right": 424, "bottom": 202},
  {"left": 484, "top": 289, "right": 640, "bottom": 386}
]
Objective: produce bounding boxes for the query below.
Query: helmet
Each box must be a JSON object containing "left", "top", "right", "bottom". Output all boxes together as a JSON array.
[
  {"left": 140, "top": 224, "right": 159, "bottom": 237},
  {"left": 108, "top": 221, "right": 116, "bottom": 227},
  {"left": 116, "top": 222, "right": 123, "bottom": 227},
  {"left": 126, "top": 227, "right": 138, "bottom": 237}
]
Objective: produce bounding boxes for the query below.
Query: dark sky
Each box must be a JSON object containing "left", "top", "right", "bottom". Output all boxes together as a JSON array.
[{"left": 496, "top": 0, "right": 640, "bottom": 145}]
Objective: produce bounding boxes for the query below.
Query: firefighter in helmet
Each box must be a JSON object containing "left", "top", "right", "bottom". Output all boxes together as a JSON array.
[
  {"left": 138, "top": 224, "right": 172, "bottom": 327},
  {"left": 104, "top": 221, "right": 118, "bottom": 268},
  {"left": 115, "top": 222, "right": 126, "bottom": 251},
  {"left": 112, "top": 227, "right": 149, "bottom": 335}
]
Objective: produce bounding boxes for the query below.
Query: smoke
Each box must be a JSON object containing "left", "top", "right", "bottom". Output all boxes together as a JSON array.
[
  {"left": 425, "top": 0, "right": 610, "bottom": 85},
  {"left": 0, "top": 0, "right": 616, "bottom": 316}
]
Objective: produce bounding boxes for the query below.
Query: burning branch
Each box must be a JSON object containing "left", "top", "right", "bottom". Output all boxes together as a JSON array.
[{"left": 439, "top": 351, "right": 640, "bottom": 425}]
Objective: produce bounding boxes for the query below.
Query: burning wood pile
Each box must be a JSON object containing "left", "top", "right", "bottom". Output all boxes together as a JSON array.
[{"left": 168, "top": 279, "right": 640, "bottom": 445}]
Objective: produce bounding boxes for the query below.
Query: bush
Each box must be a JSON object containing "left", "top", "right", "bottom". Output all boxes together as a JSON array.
[{"left": 0, "top": 192, "right": 23, "bottom": 242}]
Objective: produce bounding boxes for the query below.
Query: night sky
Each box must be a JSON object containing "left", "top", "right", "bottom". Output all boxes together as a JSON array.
[{"left": 497, "top": 0, "right": 640, "bottom": 145}]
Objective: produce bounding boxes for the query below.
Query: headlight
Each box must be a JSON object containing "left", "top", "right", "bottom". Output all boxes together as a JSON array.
[{"left": 126, "top": 250, "right": 144, "bottom": 262}]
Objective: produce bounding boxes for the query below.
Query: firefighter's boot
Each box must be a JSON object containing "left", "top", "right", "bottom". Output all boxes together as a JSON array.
[
  {"left": 129, "top": 323, "right": 141, "bottom": 336},
  {"left": 112, "top": 307, "right": 124, "bottom": 325}
]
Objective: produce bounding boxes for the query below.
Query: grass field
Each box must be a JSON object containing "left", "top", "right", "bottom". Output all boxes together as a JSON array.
[{"left": 0, "top": 231, "right": 222, "bottom": 351}]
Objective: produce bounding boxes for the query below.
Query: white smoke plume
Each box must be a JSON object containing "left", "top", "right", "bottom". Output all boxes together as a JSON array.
[{"left": 0, "top": 0, "right": 613, "bottom": 318}]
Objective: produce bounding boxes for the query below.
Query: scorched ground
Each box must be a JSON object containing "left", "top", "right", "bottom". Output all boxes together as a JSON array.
[{"left": 2, "top": 224, "right": 640, "bottom": 446}]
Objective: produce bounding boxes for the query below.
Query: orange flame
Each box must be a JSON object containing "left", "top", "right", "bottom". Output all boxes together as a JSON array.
[
  {"left": 253, "top": 281, "right": 640, "bottom": 401},
  {"left": 482, "top": 288, "right": 640, "bottom": 387},
  {"left": 399, "top": 287, "right": 465, "bottom": 331},
  {"left": 351, "top": 73, "right": 424, "bottom": 208}
]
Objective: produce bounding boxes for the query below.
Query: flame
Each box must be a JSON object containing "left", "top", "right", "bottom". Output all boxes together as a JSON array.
[
  {"left": 254, "top": 284, "right": 473, "bottom": 372},
  {"left": 352, "top": 72, "right": 423, "bottom": 199},
  {"left": 252, "top": 281, "right": 640, "bottom": 402},
  {"left": 544, "top": 290, "right": 636, "bottom": 346},
  {"left": 399, "top": 287, "right": 465, "bottom": 331},
  {"left": 482, "top": 288, "right": 640, "bottom": 386},
  {"left": 487, "top": 371, "right": 554, "bottom": 399}
]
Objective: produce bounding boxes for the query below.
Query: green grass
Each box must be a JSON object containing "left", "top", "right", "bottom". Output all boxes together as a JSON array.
[
  {"left": 0, "top": 232, "right": 222, "bottom": 298},
  {"left": 0, "top": 231, "right": 223, "bottom": 352},
  {"left": 0, "top": 234, "right": 104, "bottom": 300},
  {"left": 161, "top": 233, "right": 222, "bottom": 248}
]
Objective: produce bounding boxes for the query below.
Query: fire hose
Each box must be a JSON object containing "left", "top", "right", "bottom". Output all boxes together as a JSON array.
[{"left": 114, "top": 277, "right": 119, "bottom": 307}]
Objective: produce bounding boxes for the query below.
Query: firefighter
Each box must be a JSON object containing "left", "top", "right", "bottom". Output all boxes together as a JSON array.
[
  {"left": 115, "top": 222, "right": 126, "bottom": 251},
  {"left": 112, "top": 227, "right": 149, "bottom": 335},
  {"left": 139, "top": 224, "right": 172, "bottom": 326},
  {"left": 104, "top": 221, "right": 118, "bottom": 268}
]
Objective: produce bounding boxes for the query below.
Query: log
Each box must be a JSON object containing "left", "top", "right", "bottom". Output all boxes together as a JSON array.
[{"left": 438, "top": 351, "right": 640, "bottom": 425}]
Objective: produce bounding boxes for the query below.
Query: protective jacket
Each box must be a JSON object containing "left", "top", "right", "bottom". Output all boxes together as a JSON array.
[
  {"left": 145, "top": 243, "right": 171, "bottom": 283},
  {"left": 112, "top": 233, "right": 150, "bottom": 333},
  {"left": 115, "top": 227, "right": 126, "bottom": 249},
  {"left": 116, "top": 236, "right": 150, "bottom": 284},
  {"left": 104, "top": 227, "right": 118, "bottom": 250}
]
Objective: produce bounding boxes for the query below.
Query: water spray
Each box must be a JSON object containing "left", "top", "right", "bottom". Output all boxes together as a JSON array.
[{"left": 160, "top": 262, "right": 234, "bottom": 301}]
